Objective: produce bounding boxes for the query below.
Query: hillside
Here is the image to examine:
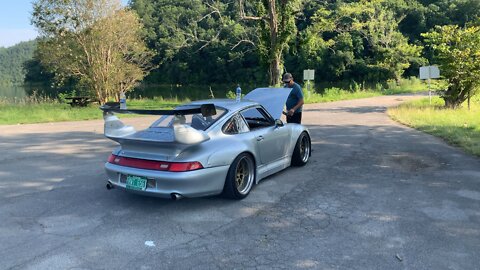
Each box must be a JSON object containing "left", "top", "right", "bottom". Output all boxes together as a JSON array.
[{"left": 0, "top": 40, "right": 36, "bottom": 86}]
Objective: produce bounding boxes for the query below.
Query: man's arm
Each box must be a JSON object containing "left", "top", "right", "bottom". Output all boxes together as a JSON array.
[{"left": 288, "top": 98, "right": 304, "bottom": 116}]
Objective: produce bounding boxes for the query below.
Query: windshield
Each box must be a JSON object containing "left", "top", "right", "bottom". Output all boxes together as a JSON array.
[{"left": 150, "top": 107, "right": 226, "bottom": 131}]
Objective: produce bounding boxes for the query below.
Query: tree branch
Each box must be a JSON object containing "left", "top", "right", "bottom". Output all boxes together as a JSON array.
[
  {"left": 238, "top": 0, "right": 268, "bottom": 22},
  {"left": 231, "top": 39, "right": 255, "bottom": 50}
]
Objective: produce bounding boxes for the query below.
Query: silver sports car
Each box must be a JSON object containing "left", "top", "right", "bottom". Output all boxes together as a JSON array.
[{"left": 101, "top": 87, "right": 311, "bottom": 200}]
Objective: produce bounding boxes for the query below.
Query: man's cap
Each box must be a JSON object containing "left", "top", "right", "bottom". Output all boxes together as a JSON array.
[{"left": 282, "top": 73, "right": 293, "bottom": 83}]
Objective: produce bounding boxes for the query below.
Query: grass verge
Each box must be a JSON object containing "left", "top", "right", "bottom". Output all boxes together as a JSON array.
[
  {"left": 304, "top": 77, "right": 430, "bottom": 104},
  {"left": 0, "top": 97, "right": 183, "bottom": 125},
  {"left": 305, "top": 88, "right": 381, "bottom": 103},
  {"left": 388, "top": 97, "right": 480, "bottom": 157}
]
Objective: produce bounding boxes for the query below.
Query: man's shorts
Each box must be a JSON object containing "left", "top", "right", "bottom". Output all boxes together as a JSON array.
[{"left": 286, "top": 112, "right": 302, "bottom": 124}]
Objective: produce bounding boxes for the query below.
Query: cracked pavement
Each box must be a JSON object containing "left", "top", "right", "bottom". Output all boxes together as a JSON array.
[{"left": 1, "top": 94, "right": 479, "bottom": 269}]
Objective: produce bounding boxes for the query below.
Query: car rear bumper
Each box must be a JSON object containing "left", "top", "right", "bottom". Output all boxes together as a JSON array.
[{"left": 105, "top": 162, "right": 229, "bottom": 199}]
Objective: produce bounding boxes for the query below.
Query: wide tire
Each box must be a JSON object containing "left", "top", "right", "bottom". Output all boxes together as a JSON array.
[
  {"left": 223, "top": 153, "right": 256, "bottom": 200},
  {"left": 291, "top": 132, "right": 311, "bottom": 167}
]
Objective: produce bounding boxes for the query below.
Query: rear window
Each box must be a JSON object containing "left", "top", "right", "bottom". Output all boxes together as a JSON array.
[{"left": 150, "top": 107, "right": 226, "bottom": 131}]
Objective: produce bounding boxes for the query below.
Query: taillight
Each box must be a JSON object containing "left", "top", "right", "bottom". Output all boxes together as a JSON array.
[
  {"left": 169, "top": 162, "right": 203, "bottom": 172},
  {"left": 107, "top": 154, "right": 119, "bottom": 163},
  {"left": 107, "top": 154, "right": 203, "bottom": 172}
]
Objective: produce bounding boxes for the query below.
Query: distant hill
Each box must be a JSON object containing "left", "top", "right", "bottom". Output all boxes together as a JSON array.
[{"left": 0, "top": 40, "right": 36, "bottom": 86}]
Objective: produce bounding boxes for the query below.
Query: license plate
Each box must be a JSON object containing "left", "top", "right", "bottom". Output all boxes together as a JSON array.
[{"left": 126, "top": 175, "right": 147, "bottom": 191}]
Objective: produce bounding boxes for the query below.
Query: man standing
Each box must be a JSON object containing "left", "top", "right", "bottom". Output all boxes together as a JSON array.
[{"left": 282, "top": 73, "right": 304, "bottom": 124}]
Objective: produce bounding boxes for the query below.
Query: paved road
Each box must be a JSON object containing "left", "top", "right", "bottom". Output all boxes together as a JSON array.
[{"left": 1, "top": 95, "right": 479, "bottom": 269}]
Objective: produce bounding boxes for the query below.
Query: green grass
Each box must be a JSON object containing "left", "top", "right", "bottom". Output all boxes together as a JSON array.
[
  {"left": 0, "top": 97, "right": 184, "bottom": 125},
  {"left": 0, "top": 78, "right": 429, "bottom": 125},
  {"left": 304, "top": 88, "right": 381, "bottom": 103},
  {"left": 126, "top": 96, "right": 187, "bottom": 109},
  {"left": 305, "top": 77, "right": 430, "bottom": 104},
  {"left": 0, "top": 103, "right": 100, "bottom": 125},
  {"left": 388, "top": 97, "right": 480, "bottom": 157}
]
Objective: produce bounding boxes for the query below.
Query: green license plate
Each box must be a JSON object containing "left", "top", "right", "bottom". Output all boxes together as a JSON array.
[{"left": 126, "top": 175, "right": 147, "bottom": 191}]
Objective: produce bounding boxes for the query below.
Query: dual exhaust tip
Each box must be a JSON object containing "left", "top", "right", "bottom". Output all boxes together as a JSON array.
[{"left": 106, "top": 182, "right": 184, "bottom": 200}]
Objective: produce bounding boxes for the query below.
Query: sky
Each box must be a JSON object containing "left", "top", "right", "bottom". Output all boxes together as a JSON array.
[
  {"left": 0, "top": 0, "right": 129, "bottom": 48},
  {"left": 0, "top": 0, "right": 37, "bottom": 48}
]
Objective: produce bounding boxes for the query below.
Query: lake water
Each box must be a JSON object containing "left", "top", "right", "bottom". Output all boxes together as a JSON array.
[
  {"left": 0, "top": 85, "right": 30, "bottom": 99},
  {"left": 0, "top": 83, "right": 260, "bottom": 101}
]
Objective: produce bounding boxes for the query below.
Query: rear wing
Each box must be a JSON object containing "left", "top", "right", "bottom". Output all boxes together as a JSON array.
[
  {"left": 99, "top": 102, "right": 217, "bottom": 117},
  {"left": 99, "top": 103, "right": 216, "bottom": 145}
]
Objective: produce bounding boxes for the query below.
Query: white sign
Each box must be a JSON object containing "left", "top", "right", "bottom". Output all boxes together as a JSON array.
[
  {"left": 420, "top": 66, "right": 440, "bottom": 80},
  {"left": 303, "top": 69, "right": 315, "bottom": 81}
]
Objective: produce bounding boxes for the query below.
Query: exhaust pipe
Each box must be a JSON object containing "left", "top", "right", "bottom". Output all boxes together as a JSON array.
[
  {"left": 106, "top": 183, "right": 114, "bottom": 190},
  {"left": 171, "top": 193, "right": 183, "bottom": 200}
]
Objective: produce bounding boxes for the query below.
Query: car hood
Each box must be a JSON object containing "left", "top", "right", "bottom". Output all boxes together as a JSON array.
[{"left": 244, "top": 87, "right": 291, "bottom": 119}]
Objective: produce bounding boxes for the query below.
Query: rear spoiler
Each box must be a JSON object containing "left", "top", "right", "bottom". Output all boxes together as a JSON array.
[
  {"left": 100, "top": 103, "right": 215, "bottom": 145},
  {"left": 99, "top": 102, "right": 217, "bottom": 117}
]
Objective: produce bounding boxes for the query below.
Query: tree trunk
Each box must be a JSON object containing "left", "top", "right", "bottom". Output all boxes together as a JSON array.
[
  {"left": 269, "top": 55, "right": 281, "bottom": 86},
  {"left": 239, "top": 0, "right": 286, "bottom": 85},
  {"left": 443, "top": 84, "right": 470, "bottom": 109},
  {"left": 267, "top": 0, "right": 281, "bottom": 86}
]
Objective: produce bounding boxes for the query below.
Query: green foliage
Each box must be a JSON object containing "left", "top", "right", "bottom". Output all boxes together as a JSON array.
[
  {"left": 226, "top": 90, "right": 236, "bottom": 100},
  {"left": 224, "top": 90, "right": 246, "bottom": 100},
  {"left": 297, "top": 0, "right": 424, "bottom": 84},
  {"left": 245, "top": 0, "right": 301, "bottom": 85},
  {"left": 126, "top": 96, "right": 187, "bottom": 109},
  {"left": 0, "top": 41, "right": 36, "bottom": 86},
  {"left": 5, "top": 0, "right": 480, "bottom": 102},
  {"left": 389, "top": 97, "right": 480, "bottom": 156},
  {"left": 305, "top": 87, "right": 381, "bottom": 103},
  {"left": 419, "top": 0, "right": 480, "bottom": 28},
  {"left": 422, "top": 24, "right": 480, "bottom": 108},
  {"left": 32, "top": 0, "right": 155, "bottom": 103},
  {"left": 57, "top": 89, "right": 78, "bottom": 104},
  {"left": 131, "top": 0, "right": 263, "bottom": 85},
  {"left": 305, "top": 77, "right": 427, "bottom": 103}
]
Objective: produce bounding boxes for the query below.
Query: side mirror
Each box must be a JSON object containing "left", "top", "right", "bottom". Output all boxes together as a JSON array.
[{"left": 275, "top": 119, "right": 284, "bottom": 127}]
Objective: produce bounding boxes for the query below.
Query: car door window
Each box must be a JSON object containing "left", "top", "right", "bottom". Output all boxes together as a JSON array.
[
  {"left": 241, "top": 107, "right": 274, "bottom": 130},
  {"left": 223, "top": 113, "right": 250, "bottom": 134}
]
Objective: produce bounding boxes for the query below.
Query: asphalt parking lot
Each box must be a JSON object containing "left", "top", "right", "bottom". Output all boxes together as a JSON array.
[{"left": 1, "top": 94, "right": 479, "bottom": 269}]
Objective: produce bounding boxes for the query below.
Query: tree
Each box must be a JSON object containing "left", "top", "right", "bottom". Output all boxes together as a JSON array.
[
  {"left": 301, "top": 0, "right": 423, "bottom": 84},
  {"left": 130, "top": 0, "right": 265, "bottom": 85},
  {"left": 0, "top": 41, "right": 36, "bottom": 86},
  {"left": 32, "top": 0, "right": 155, "bottom": 103},
  {"left": 239, "top": 0, "right": 300, "bottom": 86},
  {"left": 422, "top": 25, "right": 480, "bottom": 109}
]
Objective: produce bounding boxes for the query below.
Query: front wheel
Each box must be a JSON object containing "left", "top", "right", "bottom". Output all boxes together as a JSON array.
[
  {"left": 222, "top": 153, "right": 256, "bottom": 200},
  {"left": 291, "top": 132, "right": 311, "bottom": 166}
]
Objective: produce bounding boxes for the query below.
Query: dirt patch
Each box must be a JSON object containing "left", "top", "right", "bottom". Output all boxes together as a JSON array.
[{"left": 380, "top": 152, "right": 442, "bottom": 172}]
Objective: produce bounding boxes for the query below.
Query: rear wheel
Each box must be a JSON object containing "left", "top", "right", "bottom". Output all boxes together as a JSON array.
[
  {"left": 223, "top": 153, "right": 255, "bottom": 200},
  {"left": 291, "top": 132, "right": 311, "bottom": 166}
]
